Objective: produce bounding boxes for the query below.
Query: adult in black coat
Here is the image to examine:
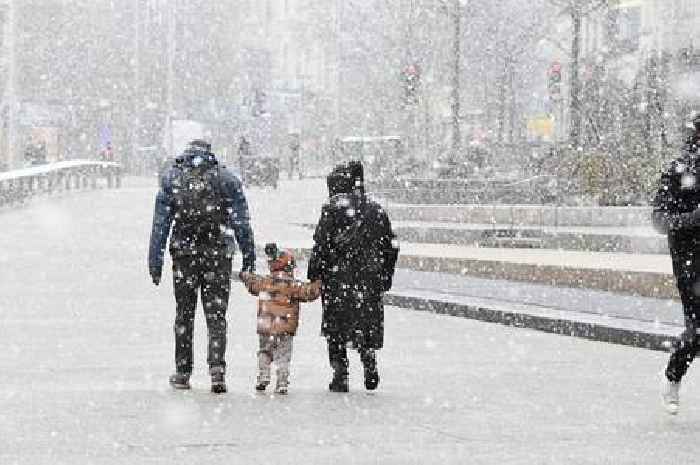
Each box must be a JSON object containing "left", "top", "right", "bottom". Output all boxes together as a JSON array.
[
  {"left": 308, "top": 161, "right": 398, "bottom": 392},
  {"left": 653, "top": 113, "right": 700, "bottom": 414},
  {"left": 149, "top": 140, "right": 256, "bottom": 394}
]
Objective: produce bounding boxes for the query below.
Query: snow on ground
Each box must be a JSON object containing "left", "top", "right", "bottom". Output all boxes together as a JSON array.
[{"left": 0, "top": 178, "right": 699, "bottom": 464}]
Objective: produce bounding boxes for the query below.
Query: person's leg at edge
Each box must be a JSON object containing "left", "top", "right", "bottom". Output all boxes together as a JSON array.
[
  {"left": 666, "top": 256, "right": 700, "bottom": 382},
  {"left": 663, "top": 254, "right": 700, "bottom": 413}
]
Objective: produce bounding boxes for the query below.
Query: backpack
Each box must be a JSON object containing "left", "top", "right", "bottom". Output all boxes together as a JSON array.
[{"left": 171, "top": 158, "right": 227, "bottom": 252}]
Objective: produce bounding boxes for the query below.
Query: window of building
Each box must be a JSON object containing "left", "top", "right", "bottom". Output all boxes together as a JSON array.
[
  {"left": 614, "top": 6, "right": 641, "bottom": 53},
  {"left": 283, "top": 42, "right": 289, "bottom": 75}
]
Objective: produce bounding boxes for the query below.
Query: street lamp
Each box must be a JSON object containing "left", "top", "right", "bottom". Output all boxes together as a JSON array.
[
  {"left": 438, "top": 0, "right": 461, "bottom": 157},
  {"left": 3, "top": 0, "right": 17, "bottom": 169}
]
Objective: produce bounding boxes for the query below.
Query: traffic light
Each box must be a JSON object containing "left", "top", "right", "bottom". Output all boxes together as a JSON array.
[
  {"left": 251, "top": 89, "right": 267, "bottom": 117},
  {"left": 548, "top": 61, "right": 562, "bottom": 100},
  {"left": 402, "top": 64, "right": 421, "bottom": 103}
]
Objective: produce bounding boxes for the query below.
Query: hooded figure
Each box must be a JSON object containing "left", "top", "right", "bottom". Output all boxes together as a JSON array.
[
  {"left": 652, "top": 114, "right": 700, "bottom": 414},
  {"left": 308, "top": 160, "right": 399, "bottom": 392},
  {"left": 148, "top": 139, "right": 256, "bottom": 394},
  {"left": 686, "top": 112, "right": 700, "bottom": 153}
]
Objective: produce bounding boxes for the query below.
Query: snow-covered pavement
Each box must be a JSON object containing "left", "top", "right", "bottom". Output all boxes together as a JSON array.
[{"left": 1, "top": 178, "right": 699, "bottom": 464}]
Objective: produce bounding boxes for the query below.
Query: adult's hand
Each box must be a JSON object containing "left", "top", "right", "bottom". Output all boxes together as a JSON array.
[
  {"left": 241, "top": 255, "right": 255, "bottom": 274},
  {"left": 150, "top": 268, "right": 162, "bottom": 286}
]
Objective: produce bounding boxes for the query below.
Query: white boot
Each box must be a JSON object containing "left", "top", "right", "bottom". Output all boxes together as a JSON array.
[
  {"left": 256, "top": 351, "right": 272, "bottom": 392},
  {"left": 661, "top": 376, "right": 680, "bottom": 415},
  {"left": 275, "top": 369, "right": 289, "bottom": 395}
]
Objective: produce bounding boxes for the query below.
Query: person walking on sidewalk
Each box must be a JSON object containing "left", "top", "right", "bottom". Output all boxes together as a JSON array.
[
  {"left": 652, "top": 111, "right": 700, "bottom": 414},
  {"left": 241, "top": 244, "right": 320, "bottom": 395},
  {"left": 308, "top": 161, "right": 399, "bottom": 392},
  {"left": 149, "top": 139, "right": 256, "bottom": 393}
]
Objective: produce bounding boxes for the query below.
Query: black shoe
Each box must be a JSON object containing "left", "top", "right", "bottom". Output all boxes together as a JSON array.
[
  {"left": 255, "top": 382, "right": 268, "bottom": 392},
  {"left": 364, "top": 368, "right": 380, "bottom": 390},
  {"left": 211, "top": 369, "right": 227, "bottom": 394},
  {"left": 329, "top": 373, "right": 349, "bottom": 393},
  {"left": 169, "top": 372, "right": 191, "bottom": 390}
]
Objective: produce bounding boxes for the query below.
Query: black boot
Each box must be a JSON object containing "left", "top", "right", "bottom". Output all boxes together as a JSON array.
[
  {"left": 328, "top": 336, "right": 349, "bottom": 392},
  {"left": 329, "top": 369, "right": 349, "bottom": 393},
  {"left": 361, "top": 350, "right": 379, "bottom": 390},
  {"left": 210, "top": 367, "right": 227, "bottom": 394},
  {"left": 169, "top": 372, "right": 191, "bottom": 390},
  {"left": 255, "top": 382, "right": 268, "bottom": 392},
  {"left": 364, "top": 367, "right": 380, "bottom": 390}
]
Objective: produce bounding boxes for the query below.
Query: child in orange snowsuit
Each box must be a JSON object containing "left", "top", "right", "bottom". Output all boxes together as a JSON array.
[{"left": 241, "top": 244, "right": 321, "bottom": 394}]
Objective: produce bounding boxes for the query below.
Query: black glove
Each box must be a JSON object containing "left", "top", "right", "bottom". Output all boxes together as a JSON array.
[
  {"left": 241, "top": 255, "right": 255, "bottom": 274},
  {"left": 150, "top": 267, "right": 162, "bottom": 286},
  {"left": 382, "top": 276, "right": 393, "bottom": 293}
]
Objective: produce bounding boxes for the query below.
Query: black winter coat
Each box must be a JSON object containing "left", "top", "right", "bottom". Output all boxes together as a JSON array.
[
  {"left": 307, "top": 192, "right": 398, "bottom": 349},
  {"left": 652, "top": 143, "right": 700, "bottom": 257}
]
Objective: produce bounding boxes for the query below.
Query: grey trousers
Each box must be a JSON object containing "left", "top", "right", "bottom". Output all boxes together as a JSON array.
[{"left": 258, "top": 334, "right": 294, "bottom": 385}]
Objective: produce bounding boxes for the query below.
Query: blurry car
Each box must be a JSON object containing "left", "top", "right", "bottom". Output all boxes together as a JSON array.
[
  {"left": 432, "top": 157, "right": 471, "bottom": 178},
  {"left": 432, "top": 146, "right": 492, "bottom": 179}
]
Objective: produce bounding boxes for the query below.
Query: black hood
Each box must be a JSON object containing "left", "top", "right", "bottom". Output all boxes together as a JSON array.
[
  {"left": 176, "top": 148, "right": 217, "bottom": 169},
  {"left": 327, "top": 160, "right": 364, "bottom": 197}
]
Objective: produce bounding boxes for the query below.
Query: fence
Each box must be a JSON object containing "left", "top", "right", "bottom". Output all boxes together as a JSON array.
[
  {"left": 0, "top": 160, "right": 122, "bottom": 206},
  {"left": 372, "top": 174, "right": 561, "bottom": 205}
]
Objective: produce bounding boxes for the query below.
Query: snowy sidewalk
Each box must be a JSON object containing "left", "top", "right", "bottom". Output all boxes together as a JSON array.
[{"left": 1, "top": 179, "right": 700, "bottom": 464}]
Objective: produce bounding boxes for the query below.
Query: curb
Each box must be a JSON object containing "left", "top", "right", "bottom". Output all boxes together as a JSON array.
[
  {"left": 396, "top": 255, "right": 677, "bottom": 300},
  {"left": 384, "top": 293, "right": 676, "bottom": 352}
]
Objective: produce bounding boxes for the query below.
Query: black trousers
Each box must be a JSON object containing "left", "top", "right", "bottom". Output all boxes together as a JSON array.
[
  {"left": 172, "top": 256, "right": 231, "bottom": 375},
  {"left": 327, "top": 332, "right": 377, "bottom": 376},
  {"left": 666, "top": 251, "right": 700, "bottom": 382}
]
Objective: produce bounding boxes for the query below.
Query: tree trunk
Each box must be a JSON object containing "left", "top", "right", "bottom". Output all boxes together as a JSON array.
[
  {"left": 451, "top": 0, "right": 461, "bottom": 155},
  {"left": 570, "top": 8, "right": 582, "bottom": 146}
]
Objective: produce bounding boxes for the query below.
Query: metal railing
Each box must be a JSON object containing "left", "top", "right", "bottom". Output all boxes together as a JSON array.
[
  {"left": 372, "top": 174, "right": 562, "bottom": 205},
  {"left": 0, "top": 160, "right": 122, "bottom": 206}
]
